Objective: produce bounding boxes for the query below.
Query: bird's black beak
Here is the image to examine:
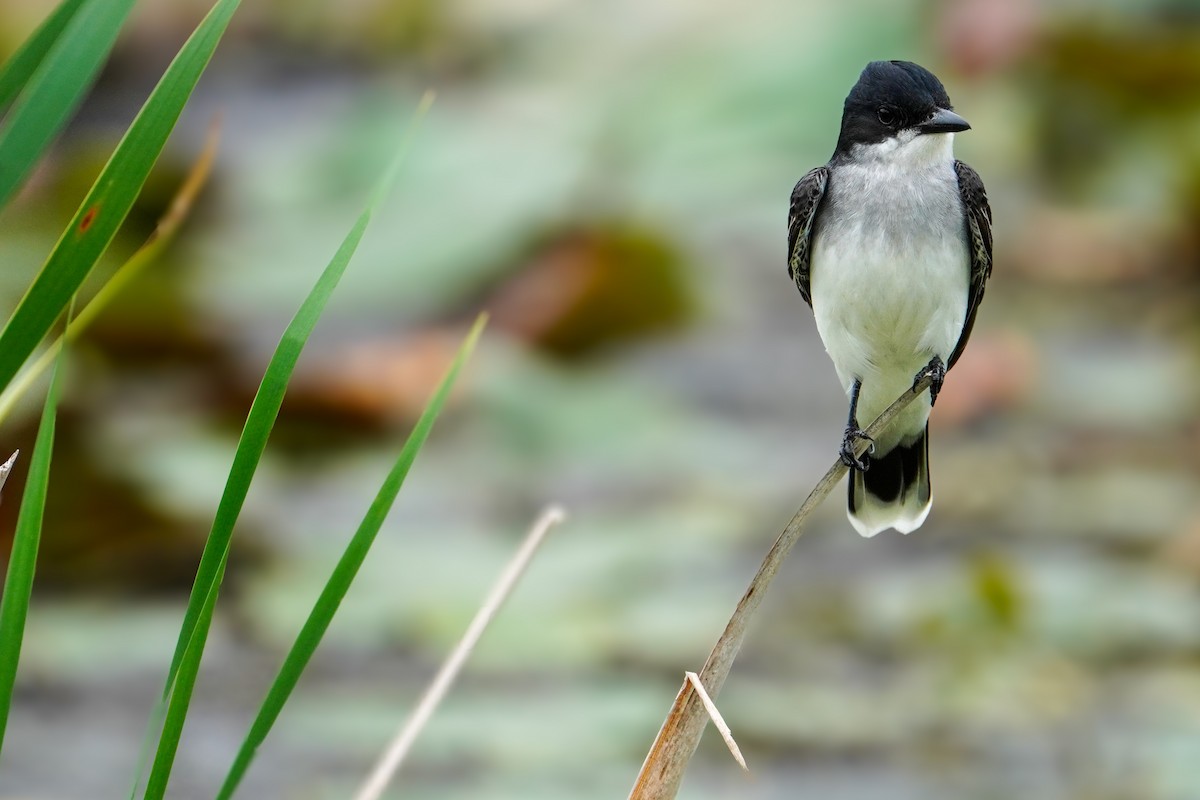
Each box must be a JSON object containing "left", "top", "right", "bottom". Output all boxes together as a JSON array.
[{"left": 918, "top": 108, "right": 970, "bottom": 135}]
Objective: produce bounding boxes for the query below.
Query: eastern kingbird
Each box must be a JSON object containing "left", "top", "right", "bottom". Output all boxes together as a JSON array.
[{"left": 787, "top": 60, "right": 993, "bottom": 537}]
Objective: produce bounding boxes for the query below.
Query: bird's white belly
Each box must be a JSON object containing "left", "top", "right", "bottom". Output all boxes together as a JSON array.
[{"left": 810, "top": 167, "right": 969, "bottom": 441}]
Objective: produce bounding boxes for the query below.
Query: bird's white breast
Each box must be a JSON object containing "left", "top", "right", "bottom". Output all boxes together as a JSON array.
[{"left": 810, "top": 133, "right": 969, "bottom": 441}]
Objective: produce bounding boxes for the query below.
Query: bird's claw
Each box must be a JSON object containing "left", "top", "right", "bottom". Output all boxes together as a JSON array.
[
  {"left": 913, "top": 356, "right": 946, "bottom": 406},
  {"left": 839, "top": 426, "right": 874, "bottom": 472}
]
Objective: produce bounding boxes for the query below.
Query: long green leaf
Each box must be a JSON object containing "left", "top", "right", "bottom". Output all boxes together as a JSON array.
[
  {"left": 141, "top": 93, "right": 434, "bottom": 800},
  {"left": 215, "top": 314, "right": 484, "bottom": 800},
  {"left": 0, "top": 309, "right": 69, "bottom": 761},
  {"left": 0, "top": 0, "right": 239, "bottom": 398},
  {"left": 0, "top": 0, "right": 136, "bottom": 210},
  {"left": 0, "top": 118, "right": 221, "bottom": 428},
  {"left": 0, "top": 0, "right": 89, "bottom": 112}
]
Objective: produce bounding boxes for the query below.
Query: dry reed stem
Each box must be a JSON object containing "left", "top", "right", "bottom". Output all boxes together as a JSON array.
[
  {"left": 0, "top": 451, "right": 17, "bottom": 494},
  {"left": 684, "top": 671, "right": 747, "bottom": 772},
  {"left": 628, "top": 376, "right": 935, "bottom": 800},
  {"left": 354, "top": 505, "right": 567, "bottom": 800}
]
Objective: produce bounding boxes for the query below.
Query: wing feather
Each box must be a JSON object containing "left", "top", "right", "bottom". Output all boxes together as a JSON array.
[
  {"left": 947, "top": 160, "right": 992, "bottom": 370},
  {"left": 787, "top": 166, "right": 830, "bottom": 307}
]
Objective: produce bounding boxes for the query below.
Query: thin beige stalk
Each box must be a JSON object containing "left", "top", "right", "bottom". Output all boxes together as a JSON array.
[
  {"left": 354, "top": 505, "right": 567, "bottom": 800},
  {"left": 0, "top": 451, "right": 17, "bottom": 493},
  {"left": 684, "top": 671, "right": 747, "bottom": 772}
]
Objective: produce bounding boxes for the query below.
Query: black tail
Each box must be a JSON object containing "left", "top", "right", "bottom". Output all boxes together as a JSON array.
[{"left": 847, "top": 424, "right": 931, "bottom": 537}]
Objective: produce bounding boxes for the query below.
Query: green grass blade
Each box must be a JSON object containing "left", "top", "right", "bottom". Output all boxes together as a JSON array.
[
  {"left": 0, "top": 120, "right": 220, "bottom": 428},
  {"left": 0, "top": 0, "right": 89, "bottom": 112},
  {"left": 142, "top": 226, "right": 370, "bottom": 799},
  {"left": 0, "top": 309, "right": 70, "bottom": 761},
  {"left": 140, "top": 94, "right": 434, "bottom": 800},
  {"left": 0, "top": 0, "right": 136, "bottom": 210},
  {"left": 0, "top": 0, "right": 240, "bottom": 398},
  {"left": 141, "top": 550, "right": 228, "bottom": 799},
  {"left": 215, "top": 314, "right": 485, "bottom": 800}
]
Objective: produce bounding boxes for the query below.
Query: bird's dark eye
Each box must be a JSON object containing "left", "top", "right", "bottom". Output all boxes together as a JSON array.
[{"left": 877, "top": 107, "right": 897, "bottom": 127}]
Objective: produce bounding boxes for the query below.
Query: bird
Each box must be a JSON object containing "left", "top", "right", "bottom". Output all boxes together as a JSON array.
[{"left": 787, "top": 60, "right": 993, "bottom": 537}]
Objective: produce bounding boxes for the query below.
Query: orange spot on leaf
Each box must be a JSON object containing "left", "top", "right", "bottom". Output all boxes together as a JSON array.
[{"left": 79, "top": 205, "right": 99, "bottom": 233}]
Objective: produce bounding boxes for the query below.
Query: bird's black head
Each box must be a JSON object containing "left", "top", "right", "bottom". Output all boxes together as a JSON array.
[{"left": 833, "top": 60, "right": 969, "bottom": 158}]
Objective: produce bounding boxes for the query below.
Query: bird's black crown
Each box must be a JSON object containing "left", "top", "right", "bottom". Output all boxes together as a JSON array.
[{"left": 834, "top": 60, "right": 955, "bottom": 156}]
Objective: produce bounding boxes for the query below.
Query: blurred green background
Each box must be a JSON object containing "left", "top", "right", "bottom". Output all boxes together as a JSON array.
[{"left": 2, "top": 0, "right": 1200, "bottom": 798}]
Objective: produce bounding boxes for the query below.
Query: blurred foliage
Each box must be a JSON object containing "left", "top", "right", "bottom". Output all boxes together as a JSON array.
[
  {"left": 482, "top": 222, "right": 693, "bottom": 359},
  {"left": 1, "top": 0, "right": 1200, "bottom": 798},
  {"left": 1034, "top": 19, "right": 1200, "bottom": 203}
]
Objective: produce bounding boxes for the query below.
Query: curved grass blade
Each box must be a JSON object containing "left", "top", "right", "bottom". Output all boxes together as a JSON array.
[
  {"left": 0, "top": 0, "right": 240, "bottom": 399},
  {"left": 216, "top": 314, "right": 485, "bottom": 800},
  {"left": 0, "top": 0, "right": 136, "bottom": 210},
  {"left": 140, "top": 92, "right": 434, "bottom": 800},
  {"left": 0, "top": 0, "right": 89, "bottom": 112},
  {"left": 0, "top": 306, "right": 71, "bottom": 761},
  {"left": 0, "top": 115, "right": 221, "bottom": 427}
]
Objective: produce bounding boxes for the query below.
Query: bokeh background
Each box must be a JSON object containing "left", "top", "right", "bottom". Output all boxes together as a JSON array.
[{"left": 2, "top": 0, "right": 1200, "bottom": 798}]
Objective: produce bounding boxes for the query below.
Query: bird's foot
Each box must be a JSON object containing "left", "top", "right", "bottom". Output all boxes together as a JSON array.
[
  {"left": 839, "top": 426, "right": 874, "bottom": 472},
  {"left": 913, "top": 356, "right": 946, "bottom": 406}
]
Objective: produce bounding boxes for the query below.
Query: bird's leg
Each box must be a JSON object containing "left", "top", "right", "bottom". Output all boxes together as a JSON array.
[
  {"left": 913, "top": 355, "right": 946, "bottom": 406},
  {"left": 840, "top": 378, "right": 873, "bottom": 472}
]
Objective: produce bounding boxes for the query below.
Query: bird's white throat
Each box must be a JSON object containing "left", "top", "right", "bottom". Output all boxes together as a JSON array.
[{"left": 850, "top": 130, "right": 955, "bottom": 171}]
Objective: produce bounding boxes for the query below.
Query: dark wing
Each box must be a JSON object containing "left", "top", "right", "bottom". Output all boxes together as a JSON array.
[
  {"left": 946, "top": 160, "right": 993, "bottom": 370},
  {"left": 787, "top": 166, "right": 830, "bottom": 307}
]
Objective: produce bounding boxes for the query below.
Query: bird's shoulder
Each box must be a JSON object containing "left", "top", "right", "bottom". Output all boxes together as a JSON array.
[
  {"left": 945, "top": 159, "right": 994, "bottom": 370},
  {"left": 952, "top": 160, "right": 990, "bottom": 221},
  {"left": 952, "top": 159, "right": 992, "bottom": 273},
  {"left": 787, "top": 165, "right": 831, "bottom": 305}
]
